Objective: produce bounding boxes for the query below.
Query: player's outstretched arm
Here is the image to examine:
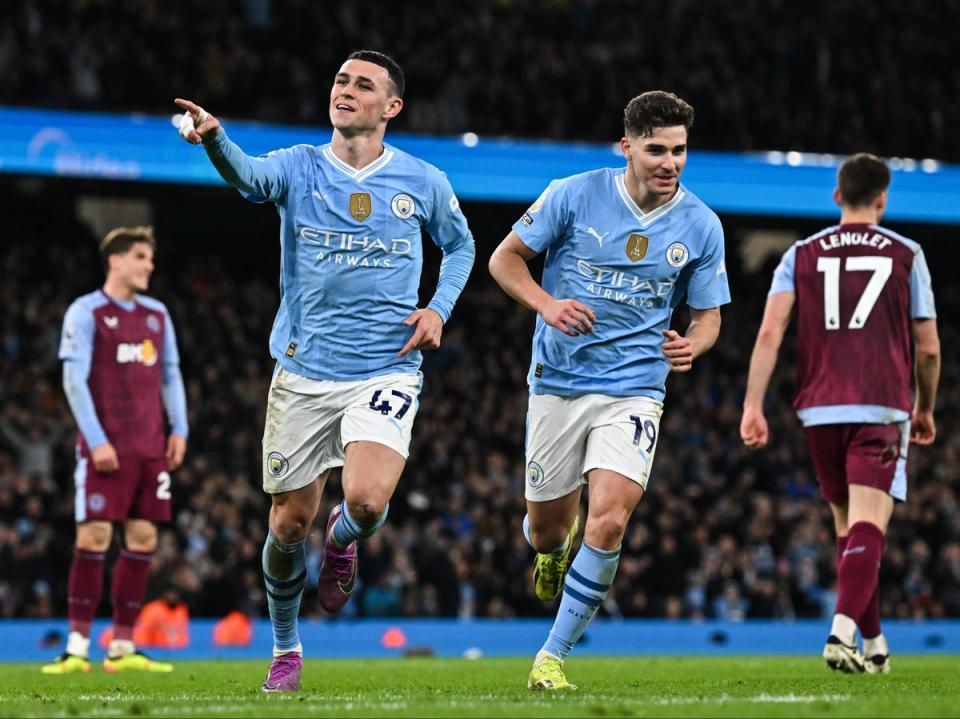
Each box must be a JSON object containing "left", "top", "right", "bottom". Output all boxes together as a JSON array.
[
  {"left": 489, "top": 231, "right": 595, "bottom": 336},
  {"left": 910, "top": 317, "right": 940, "bottom": 445},
  {"left": 740, "top": 291, "right": 794, "bottom": 449},
  {"left": 173, "top": 98, "right": 288, "bottom": 201}
]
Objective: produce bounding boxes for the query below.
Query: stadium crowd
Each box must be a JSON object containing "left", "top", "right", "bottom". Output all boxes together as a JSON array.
[
  {"left": 1, "top": 0, "right": 959, "bottom": 160},
  {"left": 2, "top": 0, "right": 958, "bottom": 630},
  {"left": 1, "top": 191, "right": 958, "bottom": 625}
]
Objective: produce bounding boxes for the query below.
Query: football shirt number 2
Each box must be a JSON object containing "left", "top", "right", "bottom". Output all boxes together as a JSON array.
[{"left": 817, "top": 255, "right": 892, "bottom": 330}]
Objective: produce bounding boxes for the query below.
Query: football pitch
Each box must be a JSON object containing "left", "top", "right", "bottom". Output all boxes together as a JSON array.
[{"left": 2, "top": 656, "right": 959, "bottom": 718}]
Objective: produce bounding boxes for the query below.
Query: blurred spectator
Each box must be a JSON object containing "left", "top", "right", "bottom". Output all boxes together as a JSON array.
[
  {"left": 1, "top": 1, "right": 959, "bottom": 160},
  {"left": 0, "top": 171, "right": 957, "bottom": 623}
]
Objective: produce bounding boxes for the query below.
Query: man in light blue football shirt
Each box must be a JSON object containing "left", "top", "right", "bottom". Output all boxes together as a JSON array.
[
  {"left": 490, "top": 91, "right": 730, "bottom": 690},
  {"left": 176, "top": 51, "right": 475, "bottom": 692}
]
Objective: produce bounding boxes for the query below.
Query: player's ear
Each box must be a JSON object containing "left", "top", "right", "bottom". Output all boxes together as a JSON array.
[
  {"left": 620, "top": 136, "right": 631, "bottom": 159},
  {"left": 875, "top": 190, "right": 888, "bottom": 213},
  {"left": 832, "top": 187, "right": 843, "bottom": 208},
  {"left": 383, "top": 96, "right": 403, "bottom": 121}
]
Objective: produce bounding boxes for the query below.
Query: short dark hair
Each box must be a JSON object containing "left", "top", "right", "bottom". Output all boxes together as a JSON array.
[
  {"left": 624, "top": 91, "right": 695, "bottom": 138},
  {"left": 837, "top": 153, "right": 891, "bottom": 208},
  {"left": 347, "top": 50, "right": 405, "bottom": 98},
  {"left": 99, "top": 226, "right": 155, "bottom": 273}
]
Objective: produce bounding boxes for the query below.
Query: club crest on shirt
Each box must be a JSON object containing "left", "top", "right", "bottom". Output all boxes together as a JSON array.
[
  {"left": 666, "top": 242, "right": 690, "bottom": 268},
  {"left": 391, "top": 193, "right": 415, "bottom": 219},
  {"left": 146, "top": 314, "right": 161, "bottom": 333},
  {"left": 626, "top": 233, "right": 649, "bottom": 262},
  {"left": 349, "top": 192, "right": 372, "bottom": 222}
]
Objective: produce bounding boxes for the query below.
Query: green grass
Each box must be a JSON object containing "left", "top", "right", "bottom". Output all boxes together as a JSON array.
[{"left": 2, "top": 656, "right": 959, "bottom": 718}]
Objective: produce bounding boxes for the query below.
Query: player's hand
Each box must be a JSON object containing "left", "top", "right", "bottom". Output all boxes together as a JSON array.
[
  {"left": 909, "top": 410, "right": 936, "bottom": 446},
  {"left": 91, "top": 443, "right": 120, "bottom": 472},
  {"left": 661, "top": 329, "right": 694, "bottom": 372},
  {"left": 399, "top": 308, "right": 443, "bottom": 357},
  {"left": 166, "top": 434, "right": 187, "bottom": 470},
  {"left": 540, "top": 298, "right": 595, "bottom": 336},
  {"left": 740, "top": 407, "right": 769, "bottom": 449},
  {"left": 174, "top": 98, "right": 222, "bottom": 144}
]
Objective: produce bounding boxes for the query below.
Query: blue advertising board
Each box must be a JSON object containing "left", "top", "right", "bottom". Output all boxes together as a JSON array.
[{"left": 2, "top": 106, "right": 958, "bottom": 222}]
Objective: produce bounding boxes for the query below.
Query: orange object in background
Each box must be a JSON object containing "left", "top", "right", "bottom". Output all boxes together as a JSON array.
[
  {"left": 380, "top": 627, "right": 407, "bottom": 649},
  {"left": 213, "top": 611, "right": 253, "bottom": 646},
  {"left": 99, "top": 599, "right": 190, "bottom": 648}
]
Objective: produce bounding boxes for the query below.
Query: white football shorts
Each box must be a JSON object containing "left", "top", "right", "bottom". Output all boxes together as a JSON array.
[
  {"left": 262, "top": 366, "right": 422, "bottom": 494},
  {"left": 524, "top": 393, "right": 664, "bottom": 502}
]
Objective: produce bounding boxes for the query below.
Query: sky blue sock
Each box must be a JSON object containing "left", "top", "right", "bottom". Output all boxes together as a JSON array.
[
  {"left": 542, "top": 541, "right": 620, "bottom": 660},
  {"left": 332, "top": 500, "right": 389, "bottom": 546},
  {"left": 262, "top": 531, "right": 306, "bottom": 653}
]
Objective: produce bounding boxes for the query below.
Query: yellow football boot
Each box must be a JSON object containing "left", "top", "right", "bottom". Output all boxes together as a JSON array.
[
  {"left": 533, "top": 515, "right": 580, "bottom": 601},
  {"left": 527, "top": 652, "right": 576, "bottom": 691},
  {"left": 103, "top": 651, "right": 174, "bottom": 673},
  {"left": 41, "top": 653, "right": 91, "bottom": 674}
]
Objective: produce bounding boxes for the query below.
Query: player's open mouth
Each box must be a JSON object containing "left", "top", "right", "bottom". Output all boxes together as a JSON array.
[{"left": 335, "top": 104, "right": 355, "bottom": 112}]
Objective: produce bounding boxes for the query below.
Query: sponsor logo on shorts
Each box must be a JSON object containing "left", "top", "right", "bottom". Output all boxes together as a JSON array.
[
  {"left": 88, "top": 493, "right": 106, "bottom": 512},
  {"left": 527, "top": 461, "right": 545, "bottom": 488},
  {"left": 666, "top": 242, "right": 690, "bottom": 268},
  {"left": 267, "top": 451, "right": 290, "bottom": 478}
]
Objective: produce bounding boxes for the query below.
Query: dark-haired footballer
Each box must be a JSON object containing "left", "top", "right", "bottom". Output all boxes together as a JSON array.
[
  {"left": 175, "top": 51, "right": 475, "bottom": 692},
  {"left": 489, "top": 91, "right": 730, "bottom": 690},
  {"left": 741, "top": 153, "right": 940, "bottom": 675}
]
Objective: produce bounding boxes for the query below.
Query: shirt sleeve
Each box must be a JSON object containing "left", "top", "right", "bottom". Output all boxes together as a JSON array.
[
  {"left": 769, "top": 244, "right": 798, "bottom": 295},
  {"left": 909, "top": 248, "right": 937, "bottom": 319},
  {"left": 59, "top": 300, "right": 95, "bottom": 362},
  {"left": 62, "top": 358, "right": 108, "bottom": 449},
  {"left": 685, "top": 217, "right": 732, "bottom": 309},
  {"left": 203, "top": 131, "right": 299, "bottom": 203},
  {"left": 424, "top": 171, "right": 476, "bottom": 323},
  {"left": 511, "top": 179, "right": 570, "bottom": 254},
  {"left": 161, "top": 312, "right": 189, "bottom": 438}
]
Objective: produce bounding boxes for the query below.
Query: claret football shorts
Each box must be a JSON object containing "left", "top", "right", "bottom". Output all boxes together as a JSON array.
[
  {"left": 261, "top": 366, "right": 422, "bottom": 494},
  {"left": 73, "top": 448, "right": 172, "bottom": 523},
  {"left": 803, "top": 420, "right": 910, "bottom": 503},
  {"left": 524, "top": 393, "right": 663, "bottom": 502}
]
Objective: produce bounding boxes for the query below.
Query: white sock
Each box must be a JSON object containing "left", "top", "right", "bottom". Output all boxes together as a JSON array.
[
  {"left": 108, "top": 638, "right": 136, "bottom": 658},
  {"left": 66, "top": 631, "right": 90, "bottom": 658},
  {"left": 830, "top": 614, "right": 858, "bottom": 645},
  {"left": 535, "top": 649, "right": 561, "bottom": 666},
  {"left": 273, "top": 643, "right": 303, "bottom": 657},
  {"left": 863, "top": 634, "right": 889, "bottom": 657}
]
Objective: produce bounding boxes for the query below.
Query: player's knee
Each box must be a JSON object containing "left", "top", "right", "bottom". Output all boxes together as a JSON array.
[
  {"left": 271, "top": 512, "right": 310, "bottom": 543},
  {"left": 529, "top": 525, "right": 569, "bottom": 554},
  {"left": 125, "top": 526, "right": 158, "bottom": 553},
  {"left": 76, "top": 522, "right": 112, "bottom": 552},
  {"left": 345, "top": 500, "right": 385, "bottom": 527},
  {"left": 586, "top": 513, "right": 628, "bottom": 549}
]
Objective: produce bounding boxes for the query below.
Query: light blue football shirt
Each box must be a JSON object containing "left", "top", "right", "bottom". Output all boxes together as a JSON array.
[
  {"left": 204, "top": 132, "right": 475, "bottom": 382},
  {"left": 513, "top": 168, "right": 730, "bottom": 400}
]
